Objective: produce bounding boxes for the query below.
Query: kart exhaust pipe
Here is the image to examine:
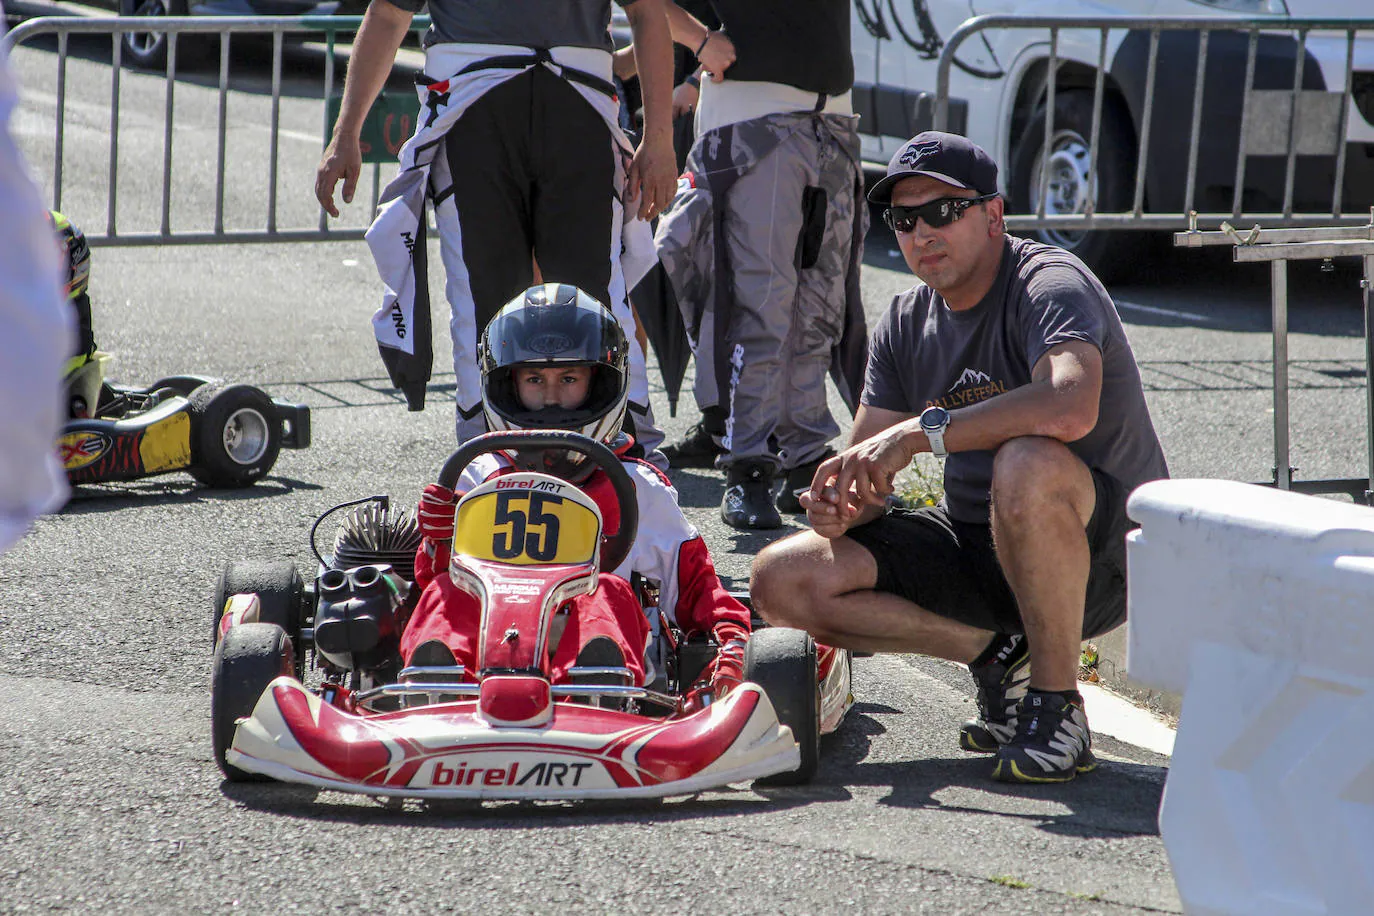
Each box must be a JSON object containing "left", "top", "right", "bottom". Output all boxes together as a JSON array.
[{"left": 313, "top": 564, "right": 407, "bottom": 672}]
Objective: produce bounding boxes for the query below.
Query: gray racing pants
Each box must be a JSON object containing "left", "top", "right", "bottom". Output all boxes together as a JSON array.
[{"left": 705, "top": 117, "right": 864, "bottom": 473}]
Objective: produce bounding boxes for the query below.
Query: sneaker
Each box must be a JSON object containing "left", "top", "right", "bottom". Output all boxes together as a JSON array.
[
  {"left": 992, "top": 689, "right": 1098, "bottom": 783},
  {"left": 775, "top": 447, "right": 838, "bottom": 514},
  {"left": 721, "top": 462, "right": 783, "bottom": 530},
  {"left": 959, "top": 634, "right": 1031, "bottom": 752},
  {"left": 661, "top": 408, "right": 726, "bottom": 469}
]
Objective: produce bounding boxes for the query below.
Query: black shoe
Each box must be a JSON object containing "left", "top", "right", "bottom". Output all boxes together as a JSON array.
[
  {"left": 404, "top": 639, "right": 462, "bottom": 707},
  {"left": 959, "top": 634, "right": 1031, "bottom": 753},
  {"left": 662, "top": 421, "right": 725, "bottom": 468},
  {"left": 662, "top": 407, "right": 726, "bottom": 469},
  {"left": 992, "top": 689, "right": 1098, "bottom": 784},
  {"left": 570, "top": 636, "right": 627, "bottom": 707},
  {"left": 721, "top": 462, "right": 783, "bottom": 530},
  {"left": 775, "top": 447, "right": 838, "bottom": 514}
]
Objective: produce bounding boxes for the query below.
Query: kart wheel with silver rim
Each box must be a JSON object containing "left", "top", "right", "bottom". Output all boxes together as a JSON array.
[{"left": 188, "top": 384, "right": 284, "bottom": 488}]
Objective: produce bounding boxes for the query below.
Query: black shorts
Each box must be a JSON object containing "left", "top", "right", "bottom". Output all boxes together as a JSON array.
[{"left": 844, "top": 468, "right": 1132, "bottom": 639}]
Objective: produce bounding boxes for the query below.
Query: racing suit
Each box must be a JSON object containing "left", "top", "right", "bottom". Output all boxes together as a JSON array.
[
  {"left": 367, "top": 9, "right": 665, "bottom": 457},
  {"left": 402, "top": 437, "right": 748, "bottom": 684},
  {"left": 653, "top": 0, "right": 867, "bottom": 475}
]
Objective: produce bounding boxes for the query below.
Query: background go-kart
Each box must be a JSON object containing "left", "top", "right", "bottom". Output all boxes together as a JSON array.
[{"left": 4, "top": 29, "right": 1370, "bottom": 916}]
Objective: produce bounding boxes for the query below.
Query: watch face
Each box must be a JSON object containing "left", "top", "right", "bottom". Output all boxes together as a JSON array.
[{"left": 920, "top": 406, "right": 949, "bottom": 431}]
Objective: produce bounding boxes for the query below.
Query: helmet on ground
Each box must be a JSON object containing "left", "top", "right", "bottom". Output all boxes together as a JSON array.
[
  {"left": 480, "top": 284, "right": 630, "bottom": 482},
  {"left": 48, "top": 211, "right": 90, "bottom": 301}
]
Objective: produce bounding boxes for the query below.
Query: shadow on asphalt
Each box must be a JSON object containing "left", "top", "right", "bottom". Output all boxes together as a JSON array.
[
  {"left": 857, "top": 753, "right": 1165, "bottom": 839},
  {"left": 59, "top": 473, "right": 322, "bottom": 513},
  {"left": 218, "top": 780, "right": 816, "bottom": 824}
]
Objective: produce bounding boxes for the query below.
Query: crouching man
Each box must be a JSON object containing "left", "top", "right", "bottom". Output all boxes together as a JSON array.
[{"left": 750, "top": 132, "right": 1168, "bottom": 783}]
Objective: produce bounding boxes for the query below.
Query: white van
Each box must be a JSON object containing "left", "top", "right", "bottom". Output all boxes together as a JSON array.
[{"left": 851, "top": 0, "right": 1374, "bottom": 275}]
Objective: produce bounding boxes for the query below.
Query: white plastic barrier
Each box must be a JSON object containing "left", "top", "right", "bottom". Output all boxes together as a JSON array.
[{"left": 1126, "top": 479, "right": 1374, "bottom": 916}]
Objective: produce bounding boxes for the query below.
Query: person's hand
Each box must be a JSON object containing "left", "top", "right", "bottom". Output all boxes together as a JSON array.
[
  {"left": 807, "top": 426, "right": 918, "bottom": 524},
  {"left": 672, "top": 80, "right": 699, "bottom": 118},
  {"left": 696, "top": 31, "right": 736, "bottom": 81},
  {"left": 624, "top": 129, "right": 677, "bottom": 221},
  {"left": 315, "top": 133, "right": 362, "bottom": 218},
  {"left": 612, "top": 45, "right": 637, "bottom": 81},
  {"left": 800, "top": 484, "right": 862, "bottom": 540},
  {"left": 417, "top": 483, "right": 457, "bottom": 543}
]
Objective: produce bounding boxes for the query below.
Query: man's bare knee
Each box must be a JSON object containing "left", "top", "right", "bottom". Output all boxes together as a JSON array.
[
  {"left": 991, "top": 436, "right": 1094, "bottom": 529},
  {"left": 751, "top": 535, "right": 819, "bottom": 628}
]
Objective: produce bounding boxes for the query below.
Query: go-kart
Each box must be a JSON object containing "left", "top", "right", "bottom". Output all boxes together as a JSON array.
[
  {"left": 60, "top": 355, "right": 310, "bottom": 488},
  {"left": 210, "top": 430, "right": 853, "bottom": 799}
]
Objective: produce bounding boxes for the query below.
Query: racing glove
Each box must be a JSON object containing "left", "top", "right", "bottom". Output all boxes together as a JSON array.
[
  {"left": 682, "top": 622, "right": 750, "bottom": 713},
  {"left": 418, "top": 483, "right": 458, "bottom": 572}
]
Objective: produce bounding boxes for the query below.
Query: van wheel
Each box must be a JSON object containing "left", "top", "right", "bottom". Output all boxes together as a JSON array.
[{"left": 1010, "top": 89, "right": 1142, "bottom": 282}]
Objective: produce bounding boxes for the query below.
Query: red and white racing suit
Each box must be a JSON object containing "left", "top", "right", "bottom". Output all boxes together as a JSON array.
[{"left": 402, "top": 438, "right": 748, "bottom": 684}]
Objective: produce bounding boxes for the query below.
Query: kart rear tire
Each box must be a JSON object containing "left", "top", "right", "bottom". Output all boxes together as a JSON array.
[
  {"left": 212, "top": 560, "right": 305, "bottom": 677},
  {"left": 745, "top": 627, "right": 820, "bottom": 786},
  {"left": 188, "top": 384, "right": 282, "bottom": 488},
  {"left": 211, "top": 622, "right": 292, "bottom": 782}
]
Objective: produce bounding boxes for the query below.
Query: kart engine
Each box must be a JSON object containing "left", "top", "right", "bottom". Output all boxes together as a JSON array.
[{"left": 312, "top": 503, "right": 421, "bottom": 672}]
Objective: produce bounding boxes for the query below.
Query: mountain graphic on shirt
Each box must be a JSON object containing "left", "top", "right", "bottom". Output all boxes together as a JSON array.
[{"left": 948, "top": 367, "right": 992, "bottom": 392}]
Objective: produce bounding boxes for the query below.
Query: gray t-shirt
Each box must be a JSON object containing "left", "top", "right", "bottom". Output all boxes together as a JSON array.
[
  {"left": 379, "top": 0, "right": 631, "bottom": 51},
  {"left": 864, "top": 235, "right": 1168, "bottom": 524}
]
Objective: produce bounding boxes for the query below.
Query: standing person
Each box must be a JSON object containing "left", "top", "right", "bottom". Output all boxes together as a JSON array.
[
  {"left": 315, "top": 0, "right": 678, "bottom": 454},
  {"left": 751, "top": 133, "right": 1168, "bottom": 784},
  {"left": 610, "top": 0, "right": 730, "bottom": 171},
  {"left": 0, "top": 5, "right": 73, "bottom": 552},
  {"left": 653, "top": 0, "right": 868, "bottom": 531}
]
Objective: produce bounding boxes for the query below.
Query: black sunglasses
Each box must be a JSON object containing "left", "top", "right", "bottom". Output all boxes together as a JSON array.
[{"left": 882, "top": 193, "right": 999, "bottom": 233}]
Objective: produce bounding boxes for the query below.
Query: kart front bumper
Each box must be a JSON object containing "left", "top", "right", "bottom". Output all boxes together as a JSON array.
[{"left": 227, "top": 677, "right": 800, "bottom": 799}]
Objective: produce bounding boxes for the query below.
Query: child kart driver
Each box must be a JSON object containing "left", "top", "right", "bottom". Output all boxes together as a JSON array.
[{"left": 403, "top": 284, "right": 750, "bottom": 706}]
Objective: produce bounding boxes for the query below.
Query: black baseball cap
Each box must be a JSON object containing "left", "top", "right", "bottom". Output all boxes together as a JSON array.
[{"left": 867, "top": 131, "right": 1000, "bottom": 204}]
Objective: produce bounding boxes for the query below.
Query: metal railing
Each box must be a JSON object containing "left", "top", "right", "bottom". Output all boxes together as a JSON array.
[
  {"left": 934, "top": 15, "right": 1374, "bottom": 233},
  {"left": 3, "top": 15, "right": 429, "bottom": 246},
  {"left": 1174, "top": 214, "right": 1374, "bottom": 501}
]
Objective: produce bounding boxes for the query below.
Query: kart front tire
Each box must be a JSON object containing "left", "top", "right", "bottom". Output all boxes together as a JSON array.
[
  {"left": 745, "top": 627, "right": 820, "bottom": 786},
  {"left": 212, "top": 560, "right": 306, "bottom": 678},
  {"left": 211, "top": 623, "right": 292, "bottom": 782},
  {"left": 188, "top": 384, "right": 282, "bottom": 488}
]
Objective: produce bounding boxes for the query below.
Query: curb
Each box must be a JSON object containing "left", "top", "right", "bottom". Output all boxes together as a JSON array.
[{"left": 1083, "top": 624, "right": 1182, "bottom": 721}]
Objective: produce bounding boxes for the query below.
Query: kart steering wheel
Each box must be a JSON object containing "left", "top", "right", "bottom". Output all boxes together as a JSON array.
[{"left": 438, "top": 430, "right": 639, "bottom": 574}]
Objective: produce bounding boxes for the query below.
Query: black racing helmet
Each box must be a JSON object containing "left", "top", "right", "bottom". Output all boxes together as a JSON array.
[
  {"left": 480, "top": 284, "right": 630, "bottom": 482},
  {"left": 48, "top": 210, "right": 90, "bottom": 301}
]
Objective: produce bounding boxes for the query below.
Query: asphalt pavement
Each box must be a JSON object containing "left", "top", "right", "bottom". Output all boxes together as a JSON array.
[{"left": 3, "top": 32, "right": 1371, "bottom": 915}]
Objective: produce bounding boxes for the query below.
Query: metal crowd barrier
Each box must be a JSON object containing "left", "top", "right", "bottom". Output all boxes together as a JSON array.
[
  {"left": 2, "top": 15, "right": 429, "bottom": 246},
  {"left": 933, "top": 15, "right": 1374, "bottom": 234},
  {"left": 1174, "top": 215, "right": 1374, "bottom": 502}
]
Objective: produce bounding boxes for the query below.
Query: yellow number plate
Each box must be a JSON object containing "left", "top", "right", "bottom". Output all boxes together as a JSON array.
[{"left": 453, "top": 474, "right": 602, "bottom": 567}]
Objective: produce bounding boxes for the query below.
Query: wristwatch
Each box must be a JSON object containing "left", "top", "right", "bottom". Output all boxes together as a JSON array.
[{"left": 919, "top": 405, "right": 952, "bottom": 459}]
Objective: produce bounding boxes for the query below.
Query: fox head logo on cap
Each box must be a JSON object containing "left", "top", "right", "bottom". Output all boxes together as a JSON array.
[{"left": 898, "top": 139, "right": 944, "bottom": 169}]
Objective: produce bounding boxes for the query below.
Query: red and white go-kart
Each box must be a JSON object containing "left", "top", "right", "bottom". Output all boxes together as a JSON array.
[{"left": 211, "top": 430, "right": 853, "bottom": 799}]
